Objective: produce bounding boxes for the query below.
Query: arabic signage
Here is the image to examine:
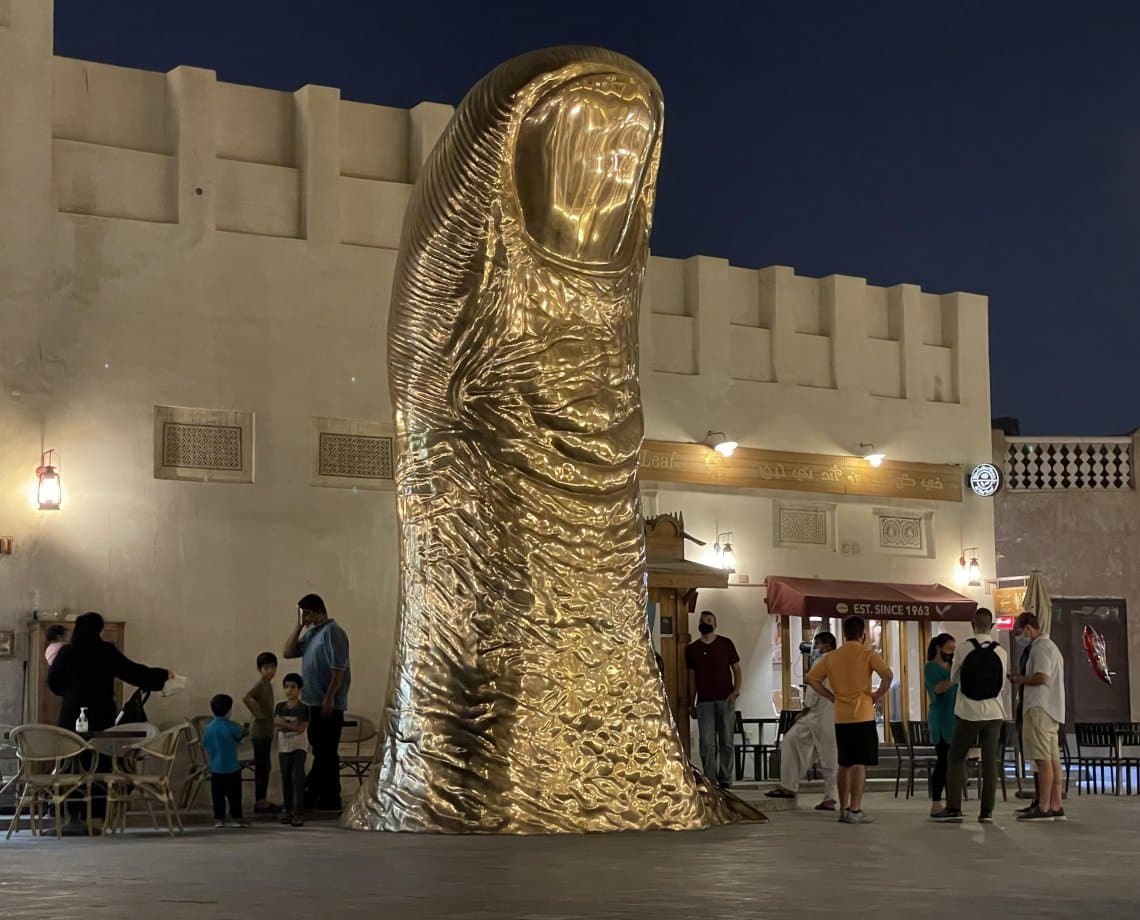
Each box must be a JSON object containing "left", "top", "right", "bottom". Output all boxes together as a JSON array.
[
  {"left": 993, "top": 585, "right": 1027, "bottom": 617},
  {"left": 638, "top": 440, "right": 963, "bottom": 503}
]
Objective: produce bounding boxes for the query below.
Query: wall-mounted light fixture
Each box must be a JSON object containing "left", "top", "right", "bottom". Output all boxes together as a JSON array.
[
  {"left": 956, "top": 546, "right": 981, "bottom": 588},
  {"left": 36, "top": 449, "right": 62, "bottom": 511},
  {"left": 703, "top": 431, "right": 737, "bottom": 458},
  {"left": 713, "top": 531, "right": 735, "bottom": 572},
  {"left": 860, "top": 443, "right": 885, "bottom": 468}
]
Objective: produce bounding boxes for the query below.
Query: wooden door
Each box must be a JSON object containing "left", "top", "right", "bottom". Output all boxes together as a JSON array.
[
  {"left": 651, "top": 588, "right": 693, "bottom": 758},
  {"left": 1052, "top": 600, "right": 1130, "bottom": 725},
  {"left": 26, "top": 620, "right": 126, "bottom": 726}
]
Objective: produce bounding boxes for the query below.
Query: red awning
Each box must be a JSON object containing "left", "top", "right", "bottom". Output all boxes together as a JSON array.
[{"left": 765, "top": 576, "right": 977, "bottom": 622}]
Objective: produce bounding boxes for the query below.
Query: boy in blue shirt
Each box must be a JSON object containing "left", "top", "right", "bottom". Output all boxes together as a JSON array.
[{"left": 202, "top": 693, "right": 249, "bottom": 828}]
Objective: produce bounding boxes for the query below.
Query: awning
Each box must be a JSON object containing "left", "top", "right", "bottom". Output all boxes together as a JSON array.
[{"left": 765, "top": 576, "right": 977, "bottom": 622}]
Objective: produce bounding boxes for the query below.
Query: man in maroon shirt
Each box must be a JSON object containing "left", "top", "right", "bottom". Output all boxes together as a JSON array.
[{"left": 686, "top": 611, "right": 742, "bottom": 788}]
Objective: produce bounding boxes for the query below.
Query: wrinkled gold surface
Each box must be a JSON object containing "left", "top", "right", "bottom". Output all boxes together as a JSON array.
[{"left": 345, "top": 47, "right": 757, "bottom": 833}]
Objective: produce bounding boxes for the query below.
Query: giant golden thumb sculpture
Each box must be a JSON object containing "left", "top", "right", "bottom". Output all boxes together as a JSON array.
[{"left": 344, "top": 46, "right": 758, "bottom": 833}]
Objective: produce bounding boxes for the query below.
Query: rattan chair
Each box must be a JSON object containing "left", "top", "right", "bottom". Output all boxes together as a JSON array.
[
  {"left": 105, "top": 723, "right": 189, "bottom": 835},
  {"left": 0, "top": 724, "right": 17, "bottom": 801},
  {"left": 6, "top": 724, "right": 98, "bottom": 839},
  {"left": 179, "top": 715, "right": 214, "bottom": 810},
  {"left": 339, "top": 714, "right": 378, "bottom": 784}
]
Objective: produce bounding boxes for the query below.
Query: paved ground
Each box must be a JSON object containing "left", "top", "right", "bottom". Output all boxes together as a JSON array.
[{"left": 2, "top": 790, "right": 1138, "bottom": 919}]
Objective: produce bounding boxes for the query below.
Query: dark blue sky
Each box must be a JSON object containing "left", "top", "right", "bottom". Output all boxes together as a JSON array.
[{"left": 54, "top": 1, "right": 1140, "bottom": 435}]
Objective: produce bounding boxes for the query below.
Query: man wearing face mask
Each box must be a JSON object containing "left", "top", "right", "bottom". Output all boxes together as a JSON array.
[
  {"left": 1009, "top": 612, "right": 1066, "bottom": 821},
  {"left": 765, "top": 631, "right": 839, "bottom": 809},
  {"left": 686, "top": 611, "right": 741, "bottom": 789},
  {"left": 284, "top": 593, "right": 351, "bottom": 812}
]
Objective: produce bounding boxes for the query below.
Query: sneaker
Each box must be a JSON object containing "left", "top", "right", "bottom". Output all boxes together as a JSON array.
[
  {"left": 235, "top": 819, "right": 251, "bottom": 828},
  {"left": 838, "top": 809, "right": 859, "bottom": 824},
  {"left": 1050, "top": 808, "right": 1067, "bottom": 821},
  {"left": 848, "top": 809, "right": 873, "bottom": 824},
  {"left": 278, "top": 812, "right": 292, "bottom": 825},
  {"left": 213, "top": 820, "right": 226, "bottom": 829},
  {"left": 931, "top": 809, "right": 964, "bottom": 823},
  {"left": 978, "top": 813, "right": 994, "bottom": 824},
  {"left": 291, "top": 815, "right": 305, "bottom": 828},
  {"left": 1016, "top": 805, "right": 1054, "bottom": 822},
  {"left": 1015, "top": 799, "right": 1039, "bottom": 816}
]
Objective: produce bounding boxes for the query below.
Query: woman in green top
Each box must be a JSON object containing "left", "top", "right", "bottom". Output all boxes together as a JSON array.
[{"left": 924, "top": 634, "right": 957, "bottom": 817}]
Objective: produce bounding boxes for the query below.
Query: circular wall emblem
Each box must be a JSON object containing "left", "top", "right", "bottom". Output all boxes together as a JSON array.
[
  {"left": 969, "top": 463, "right": 1002, "bottom": 497},
  {"left": 836, "top": 602, "right": 849, "bottom": 615}
]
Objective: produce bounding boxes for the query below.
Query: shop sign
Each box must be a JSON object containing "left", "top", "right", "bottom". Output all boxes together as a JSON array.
[
  {"left": 993, "top": 585, "right": 1027, "bottom": 617},
  {"left": 639, "top": 440, "right": 962, "bottom": 503}
]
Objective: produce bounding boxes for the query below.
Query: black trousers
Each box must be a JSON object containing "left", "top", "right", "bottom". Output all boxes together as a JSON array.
[
  {"left": 211, "top": 770, "right": 243, "bottom": 821},
  {"left": 252, "top": 738, "right": 272, "bottom": 802},
  {"left": 305, "top": 708, "right": 344, "bottom": 810},
  {"left": 931, "top": 741, "right": 950, "bottom": 801},
  {"left": 279, "top": 750, "right": 307, "bottom": 816}
]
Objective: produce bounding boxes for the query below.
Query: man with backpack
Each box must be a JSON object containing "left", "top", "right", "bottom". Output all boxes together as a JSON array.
[{"left": 932, "top": 608, "right": 1007, "bottom": 823}]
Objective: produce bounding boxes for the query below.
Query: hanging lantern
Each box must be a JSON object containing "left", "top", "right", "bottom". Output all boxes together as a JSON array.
[
  {"left": 37, "top": 450, "right": 61, "bottom": 511},
  {"left": 968, "top": 555, "right": 982, "bottom": 588}
]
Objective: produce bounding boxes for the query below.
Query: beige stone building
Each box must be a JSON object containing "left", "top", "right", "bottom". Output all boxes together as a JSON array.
[
  {"left": 993, "top": 427, "right": 1138, "bottom": 721},
  {"left": 1, "top": 2, "right": 999, "bottom": 743}
]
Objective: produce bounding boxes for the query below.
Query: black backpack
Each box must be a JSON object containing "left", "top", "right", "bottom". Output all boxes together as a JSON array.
[{"left": 959, "top": 639, "right": 1003, "bottom": 701}]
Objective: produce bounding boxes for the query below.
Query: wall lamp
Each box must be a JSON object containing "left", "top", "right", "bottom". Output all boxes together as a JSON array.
[
  {"left": 704, "top": 431, "right": 737, "bottom": 458},
  {"left": 37, "top": 449, "right": 62, "bottom": 511},
  {"left": 956, "top": 547, "right": 981, "bottom": 588},
  {"left": 860, "top": 443, "right": 885, "bottom": 468},
  {"left": 713, "top": 531, "right": 735, "bottom": 572}
]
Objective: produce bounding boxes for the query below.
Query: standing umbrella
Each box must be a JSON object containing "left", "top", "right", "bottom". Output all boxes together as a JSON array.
[
  {"left": 1022, "top": 570, "right": 1053, "bottom": 635},
  {"left": 1013, "top": 570, "right": 1053, "bottom": 797}
]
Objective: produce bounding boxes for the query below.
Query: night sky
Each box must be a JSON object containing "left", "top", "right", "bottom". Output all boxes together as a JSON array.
[{"left": 53, "top": 1, "right": 1140, "bottom": 436}]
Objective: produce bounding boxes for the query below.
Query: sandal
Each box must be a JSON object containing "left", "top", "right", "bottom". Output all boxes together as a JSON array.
[
  {"left": 764, "top": 788, "right": 797, "bottom": 799},
  {"left": 815, "top": 800, "right": 837, "bottom": 811}
]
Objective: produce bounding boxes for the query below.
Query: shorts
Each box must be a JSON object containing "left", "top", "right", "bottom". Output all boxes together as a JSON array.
[
  {"left": 835, "top": 721, "right": 879, "bottom": 767},
  {"left": 1022, "top": 707, "right": 1062, "bottom": 763}
]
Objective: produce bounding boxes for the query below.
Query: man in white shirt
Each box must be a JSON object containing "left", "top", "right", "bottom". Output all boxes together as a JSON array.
[
  {"left": 765, "top": 632, "right": 839, "bottom": 810},
  {"left": 1010, "top": 611, "right": 1067, "bottom": 822},
  {"left": 933, "top": 608, "right": 1007, "bottom": 823}
]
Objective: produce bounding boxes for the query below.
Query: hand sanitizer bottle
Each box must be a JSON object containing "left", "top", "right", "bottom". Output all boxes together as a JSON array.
[{"left": 75, "top": 707, "right": 89, "bottom": 734}]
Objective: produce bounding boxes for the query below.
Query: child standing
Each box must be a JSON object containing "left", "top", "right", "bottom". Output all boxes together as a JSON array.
[
  {"left": 202, "top": 694, "right": 248, "bottom": 828},
  {"left": 243, "top": 651, "right": 279, "bottom": 813},
  {"left": 274, "top": 673, "right": 309, "bottom": 827}
]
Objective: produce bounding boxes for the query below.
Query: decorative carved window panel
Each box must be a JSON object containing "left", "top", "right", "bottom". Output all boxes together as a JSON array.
[
  {"left": 873, "top": 508, "right": 933, "bottom": 557},
  {"left": 154, "top": 406, "right": 254, "bottom": 484},
  {"left": 311, "top": 417, "right": 395, "bottom": 491},
  {"left": 773, "top": 503, "right": 835, "bottom": 551}
]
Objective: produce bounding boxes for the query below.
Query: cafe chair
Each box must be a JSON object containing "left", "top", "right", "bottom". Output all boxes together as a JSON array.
[
  {"left": 339, "top": 714, "right": 379, "bottom": 784},
  {"left": 904, "top": 720, "right": 939, "bottom": 798},
  {"left": 0, "top": 724, "right": 18, "bottom": 802},
  {"left": 884, "top": 720, "right": 912, "bottom": 798},
  {"left": 733, "top": 711, "right": 762, "bottom": 782},
  {"left": 104, "top": 723, "right": 189, "bottom": 836},
  {"left": 1074, "top": 722, "right": 1121, "bottom": 795},
  {"left": 179, "top": 715, "right": 213, "bottom": 811},
  {"left": 1116, "top": 723, "right": 1140, "bottom": 795},
  {"left": 5, "top": 724, "right": 98, "bottom": 839}
]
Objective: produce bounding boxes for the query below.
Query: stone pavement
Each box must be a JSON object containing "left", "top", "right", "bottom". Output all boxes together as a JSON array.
[{"left": 2, "top": 791, "right": 1138, "bottom": 919}]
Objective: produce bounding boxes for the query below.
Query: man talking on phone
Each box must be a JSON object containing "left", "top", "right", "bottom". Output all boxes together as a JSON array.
[{"left": 284, "top": 593, "right": 351, "bottom": 813}]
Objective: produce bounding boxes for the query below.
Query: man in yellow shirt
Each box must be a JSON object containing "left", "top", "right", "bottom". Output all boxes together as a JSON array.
[{"left": 806, "top": 615, "right": 893, "bottom": 824}]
